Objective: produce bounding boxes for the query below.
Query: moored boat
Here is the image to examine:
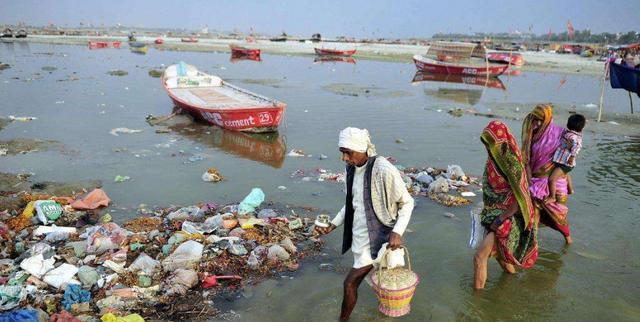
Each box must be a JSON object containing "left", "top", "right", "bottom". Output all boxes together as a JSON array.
[
  {"left": 413, "top": 55, "right": 508, "bottom": 76},
  {"left": 314, "top": 48, "right": 357, "bottom": 56},
  {"left": 15, "top": 29, "right": 27, "bottom": 38},
  {"left": 155, "top": 38, "right": 164, "bottom": 44},
  {"left": 487, "top": 52, "right": 524, "bottom": 66},
  {"left": 181, "top": 37, "right": 198, "bottom": 43},
  {"left": 88, "top": 41, "right": 121, "bottom": 49},
  {"left": 230, "top": 45, "right": 261, "bottom": 57},
  {"left": 162, "top": 62, "right": 286, "bottom": 132},
  {"left": 413, "top": 41, "right": 508, "bottom": 76}
]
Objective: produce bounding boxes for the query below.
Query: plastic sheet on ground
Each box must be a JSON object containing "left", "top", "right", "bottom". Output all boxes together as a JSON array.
[
  {"left": 70, "top": 188, "right": 110, "bottom": 210},
  {"left": 238, "top": 188, "right": 265, "bottom": 215}
]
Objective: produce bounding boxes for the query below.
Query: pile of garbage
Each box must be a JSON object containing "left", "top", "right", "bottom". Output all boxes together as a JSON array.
[
  {"left": 289, "top": 160, "right": 479, "bottom": 207},
  {"left": 0, "top": 187, "right": 323, "bottom": 321},
  {"left": 402, "top": 165, "right": 480, "bottom": 207}
]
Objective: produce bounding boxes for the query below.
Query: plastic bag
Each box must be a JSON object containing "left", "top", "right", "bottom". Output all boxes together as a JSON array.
[
  {"left": 267, "top": 245, "right": 290, "bottom": 261},
  {"left": 128, "top": 253, "right": 160, "bottom": 276},
  {"left": 20, "top": 254, "right": 55, "bottom": 278},
  {"left": 238, "top": 188, "right": 265, "bottom": 215},
  {"left": 469, "top": 204, "right": 485, "bottom": 249},
  {"left": 162, "top": 240, "right": 203, "bottom": 272},
  {"left": 415, "top": 171, "right": 434, "bottom": 185},
  {"left": 71, "top": 188, "right": 111, "bottom": 210},
  {"left": 167, "top": 206, "right": 203, "bottom": 221},
  {"left": 35, "top": 200, "right": 63, "bottom": 224},
  {"left": 374, "top": 243, "right": 405, "bottom": 269},
  {"left": 0, "top": 285, "right": 27, "bottom": 311},
  {"left": 163, "top": 269, "right": 198, "bottom": 296},
  {"left": 446, "top": 165, "right": 465, "bottom": 180},
  {"left": 77, "top": 266, "right": 100, "bottom": 287},
  {"left": 62, "top": 284, "right": 91, "bottom": 310},
  {"left": 33, "top": 225, "right": 76, "bottom": 237},
  {"left": 43, "top": 263, "right": 80, "bottom": 289},
  {"left": 428, "top": 177, "right": 449, "bottom": 193}
]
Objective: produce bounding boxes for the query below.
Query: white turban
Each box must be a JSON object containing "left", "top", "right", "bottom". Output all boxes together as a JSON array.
[{"left": 338, "top": 127, "right": 377, "bottom": 156}]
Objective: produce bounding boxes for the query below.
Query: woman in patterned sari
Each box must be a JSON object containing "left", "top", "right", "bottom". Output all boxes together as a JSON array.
[
  {"left": 474, "top": 121, "right": 539, "bottom": 289},
  {"left": 521, "top": 104, "right": 572, "bottom": 244}
]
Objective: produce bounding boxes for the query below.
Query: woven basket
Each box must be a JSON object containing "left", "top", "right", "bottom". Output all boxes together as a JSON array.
[{"left": 370, "top": 246, "right": 420, "bottom": 317}]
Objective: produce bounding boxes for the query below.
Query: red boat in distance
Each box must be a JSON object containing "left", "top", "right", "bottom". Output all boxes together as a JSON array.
[
  {"left": 487, "top": 52, "right": 524, "bottom": 66},
  {"left": 155, "top": 38, "right": 164, "bottom": 45},
  {"left": 412, "top": 71, "right": 506, "bottom": 90},
  {"left": 313, "top": 56, "right": 356, "bottom": 64},
  {"left": 230, "top": 45, "right": 261, "bottom": 57},
  {"left": 162, "top": 62, "right": 286, "bottom": 133},
  {"left": 181, "top": 37, "right": 198, "bottom": 43},
  {"left": 414, "top": 41, "right": 508, "bottom": 76},
  {"left": 88, "top": 41, "right": 121, "bottom": 49},
  {"left": 314, "top": 48, "right": 357, "bottom": 56}
]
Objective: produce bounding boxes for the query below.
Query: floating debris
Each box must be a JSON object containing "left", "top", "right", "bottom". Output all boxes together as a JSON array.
[
  {"left": 107, "top": 70, "right": 128, "bottom": 76},
  {"left": 148, "top": 69, "right": 163, "bottom": 78},
  {"left": 109, "top": 128, "right": 142, "bottom": 136}
]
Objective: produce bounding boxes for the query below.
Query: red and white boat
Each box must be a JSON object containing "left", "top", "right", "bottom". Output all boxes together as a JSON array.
[
  {"left": 413, "top": 54, "right": 508, "bottom": 76},
  {"left": 314, "top": 48, "right": 357, "bottom": 56},
  {"left": 181, "top": 37, "right": 198, "bottom": 43},
  {"left": 88, "top": 41, "right": 121, "bottom": 49},
  {"left": 230, "top": 45, "right": 261, "bottom": 57},
  {"left": 487, "top": 52, "right": 524, "bottom": 66},
  {"left": 413, "top": 41, "right": 508, "bottom": 76},
  {"left": 162, "top": 63, "right": 286, "bottom": 132},
  {"left": 155, "top": 38, "right": 164, "bottom": 45}
]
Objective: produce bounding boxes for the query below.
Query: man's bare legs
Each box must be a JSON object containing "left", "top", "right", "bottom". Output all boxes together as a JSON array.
[{"left": 340, "top": 265, "right": 373, "bottom": 321}]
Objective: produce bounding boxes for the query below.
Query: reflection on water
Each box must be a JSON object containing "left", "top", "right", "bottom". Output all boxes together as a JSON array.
[
  {"left": 412, "top": 71, "right": 505, "bottom": 106},
  {"left": 230, "top": 54, "right": 262, "bottom": 63},
  {"left": 169, "top": 121, "right": 286, "bottom": 168},
  {"left": 313, "top": 56, "right": 357, "bottom": 64},
  {"left": 587, "top": 135, "right": 640, "bottom": 197},
  {"left": 459, "top": 250, "right": 564, "bottom": 321}
]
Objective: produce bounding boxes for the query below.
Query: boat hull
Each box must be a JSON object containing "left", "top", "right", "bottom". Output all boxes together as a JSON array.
[
  {"left": 170, "top": 98, "right": 284, "bottom": 132},
  {"left": 314, "top": 48, "right": 356, "bottom": 56},
  {"left": 413, "top": 55, "right": 508, "bottom": 76},
  {"left": 230, "top": 46, "right": 261, "bottom": 57},
  {"left": 487, "top": 52, "right": 524, "bottom": 66}
]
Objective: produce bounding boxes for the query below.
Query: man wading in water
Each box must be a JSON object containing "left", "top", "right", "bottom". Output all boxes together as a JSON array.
[{"left": 315, "top": 127, "right": 414, "bottom": 320}]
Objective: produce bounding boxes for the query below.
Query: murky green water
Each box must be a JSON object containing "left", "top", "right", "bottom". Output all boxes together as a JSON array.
[{"left": 1, "top": 43, "right": 639, "bottom": 321}]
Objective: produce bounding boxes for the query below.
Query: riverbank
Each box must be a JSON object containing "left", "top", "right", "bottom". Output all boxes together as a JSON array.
[{"left": 13, "top": 35, "right": 606, "bottom": 75}]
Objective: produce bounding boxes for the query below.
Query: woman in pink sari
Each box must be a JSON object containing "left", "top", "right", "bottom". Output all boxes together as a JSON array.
[{"left": 521, "top": 104, "right": 573, "bottom": 244}]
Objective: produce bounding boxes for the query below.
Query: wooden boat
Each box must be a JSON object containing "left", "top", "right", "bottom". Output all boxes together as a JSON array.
[
  {"left": 487, "top": 52, "right": 524, "bottom": 66},
  {"left": 162, "top": 62, "right": 286, "bottom": 132},
  {"left": 313, "top": 56, "right": 356, "bottom": 64},
  {"left": 155, "top": 38, "right": 164, "bottom": 45},
  {"left": 230, "top": 45, "right": 261, "bottom": 57},
  {"left": 269, "top": 36, "right": 287, "bottom": 42},
  {"left": 15, "top": 30, "right": 27, "bottom": 38},
  {"left": 181, "top": 37, "right": 198, "bottom": 43},
  {"left": 412, "top": 71, "right": 506, "bottom": 90},
  {"left": 1, "top": 28, "right": 13, "bottom": 38},
  {"left": 314, "top": 48, "right": 356, "bottom": 56},
  {"left": 88, "top": 41, "right": 121, "bottom": 49},
  {"left": 129, "top": 42, "right": 148, "bottom": 54},
  {"left": 414, "top": 41, "right": 508, "bottom": 76},
  {"left": 413, "top": 54, "right": 508, "bottom": 76}
]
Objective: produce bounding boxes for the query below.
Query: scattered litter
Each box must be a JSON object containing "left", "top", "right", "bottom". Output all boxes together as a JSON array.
[
  {"left": 202, "top": 167, "right": 224, "bottom": 183},
  {"left": 110, "top": 128, "right": 142, "bottom": 136},
  {"left": 607, "top": 121, "right": 620, "bottom": 125},
  {"left": 114, "top": 175, "right": 131, "bottom": 183},
  {"left": 461, "top": 191, "right": 476, "bottom": 197},
  {"left": 107, "top": 70, "right": 128, "bottom": 76},
  {"left": 277, "top": 186, "right": 287, "bottom": 190},
  {"left": 9, "top": 115, "right": 38, "bottom": 122},
  {"left": 287, "top": 149, "right": 307, "bottom": 157}
]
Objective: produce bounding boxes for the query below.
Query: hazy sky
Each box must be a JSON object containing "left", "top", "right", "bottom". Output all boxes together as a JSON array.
[{"left": 1, "top": 0, "right": 638, "bottom": 38}]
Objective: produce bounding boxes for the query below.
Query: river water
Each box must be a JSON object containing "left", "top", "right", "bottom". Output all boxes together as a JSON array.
[{"left": 1, "top": 42, "right": 638, "bottom": 321}]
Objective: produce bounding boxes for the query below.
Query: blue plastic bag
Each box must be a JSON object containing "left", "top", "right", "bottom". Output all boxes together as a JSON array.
[{"left": 238, "top": 188, "right": 265, "bottom": 215}]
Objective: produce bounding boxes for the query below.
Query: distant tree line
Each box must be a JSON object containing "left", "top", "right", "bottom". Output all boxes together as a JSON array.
[{"left": 433, "top": 29, "right": 639, "bottom": 45}]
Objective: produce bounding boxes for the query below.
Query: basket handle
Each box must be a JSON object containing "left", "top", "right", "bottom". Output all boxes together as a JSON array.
[{"left": 376, "top": 245, "right": 412, "bottom": 282}]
